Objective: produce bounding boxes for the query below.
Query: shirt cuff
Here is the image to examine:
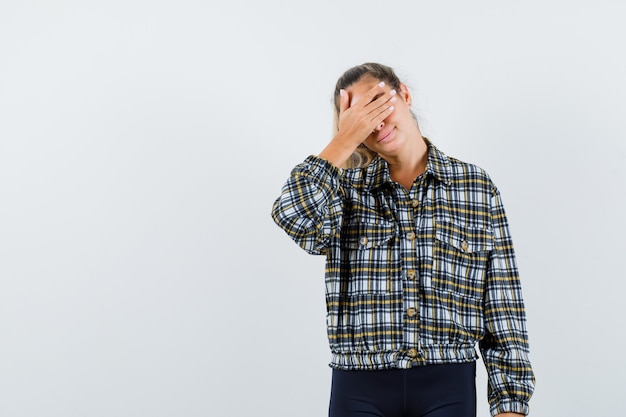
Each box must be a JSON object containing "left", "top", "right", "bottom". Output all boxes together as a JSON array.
[
  {"left": 490, "top": 398, "right": 530, "bottom": 416},
  {"left": 303, "top": 154, "right": 341, "bottom": 175},
  {"left": 290, "top": 155, "right": 341, "bottom": 190}
]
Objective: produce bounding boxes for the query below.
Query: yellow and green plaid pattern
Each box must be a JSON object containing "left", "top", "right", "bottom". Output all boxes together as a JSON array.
[{"left": 272, "top": 141, "right": 535, "bottom": 416}]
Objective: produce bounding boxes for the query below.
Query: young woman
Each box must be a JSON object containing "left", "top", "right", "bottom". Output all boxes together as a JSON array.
[{"left": 271, "top": 63, "right": 535, "bottom": 417}]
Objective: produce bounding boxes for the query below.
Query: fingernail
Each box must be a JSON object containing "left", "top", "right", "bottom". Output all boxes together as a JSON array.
[
  {"left": 378, "top": 82, "right": 385, "bottom": 87},
  {"left": 390, "top": 89, "right": 396, "bottom": 95},
  {"left": 390, "top": 97, "right": 397, "bottom": 103},
  {"left": 389, "top": 106, "right": 395, "bottom": 111}
]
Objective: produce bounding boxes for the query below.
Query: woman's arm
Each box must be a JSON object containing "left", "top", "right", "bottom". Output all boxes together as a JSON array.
[
  {"left": 271, "top": 81, "right": 396, "bottom": 253},
  {"left": 480, "top": 185, "right": 535, "bottom": 416},
  {"left": 271, "top": 156, "right": 345, "bottom": 255}
]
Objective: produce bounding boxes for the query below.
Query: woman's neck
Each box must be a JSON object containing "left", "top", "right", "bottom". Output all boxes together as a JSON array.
[{"left": 384, "top": 135, "right": 428, "bottom": 190}]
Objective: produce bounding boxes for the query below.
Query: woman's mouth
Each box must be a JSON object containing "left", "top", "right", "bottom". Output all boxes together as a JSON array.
[{"left": 378, "top": 129, "right": 394, "bottom": 143}]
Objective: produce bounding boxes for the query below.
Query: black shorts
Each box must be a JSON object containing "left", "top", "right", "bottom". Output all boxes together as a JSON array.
[{"left": 329, "top": 362, "right": 476, "bottom": 417}]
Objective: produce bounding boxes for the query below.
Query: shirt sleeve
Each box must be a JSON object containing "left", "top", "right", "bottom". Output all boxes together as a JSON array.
[
  {"left": 480, "top": 185, "right": 536, "bottom": 416},
  {"left": 271, "top": 155, "right": 345, "bottom": 255}
]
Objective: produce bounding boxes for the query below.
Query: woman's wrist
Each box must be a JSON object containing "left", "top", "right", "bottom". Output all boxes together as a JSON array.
[{"left": 318, "top": 133, "right": 361, "bottom": 168}]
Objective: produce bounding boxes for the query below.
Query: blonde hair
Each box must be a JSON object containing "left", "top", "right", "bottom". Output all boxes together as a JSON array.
[{"left": 332, "top": 63, "right": 416, "bottom": 169}]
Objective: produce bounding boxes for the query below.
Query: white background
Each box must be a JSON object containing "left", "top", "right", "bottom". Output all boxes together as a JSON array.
[{"left": 1, "top": 1, "right": 625, "bottom": 416}]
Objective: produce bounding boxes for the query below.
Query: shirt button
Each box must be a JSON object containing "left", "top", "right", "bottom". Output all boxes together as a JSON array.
[
  {"left": 406, "top": 307, "right": 417, "bottom": 318},
  {"left": 461, "top": 240, "right": 469, "bottom": 252},
  {"left": 406, "top": 232, "right": 416, "bottom": 240},
  {"left": 407, "top": 348, "right": 418, "bottom": 358},
  {"left": 411, "top": 200, "right": 419, "bottom": 208},
  {"left": 406, "top": 270, "right": 417, "bottom": 280},
  {"left": 359, "top": 236, "right": 369, "bottom": 246}
]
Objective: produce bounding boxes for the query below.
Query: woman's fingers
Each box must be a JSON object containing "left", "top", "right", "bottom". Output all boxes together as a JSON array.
[
  {"left": 367, "top": 92, "right": 396, "bottom": 123},
  {"left": 339, "top": 90, "right": 347, "bottom": 112},
  {"left": 354, "top": 83, "right": 396, "bottom": 123},
  {"left": 336, "top": 82, "right": 396, "bottom": 143},
  {"left": 350, "top": 81, "right": 387, "bottom": 107}
]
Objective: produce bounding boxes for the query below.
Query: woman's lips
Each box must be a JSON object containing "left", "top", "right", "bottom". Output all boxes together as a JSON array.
[{"left": 378, "top": 129, "right": 394, "bottom": 142}]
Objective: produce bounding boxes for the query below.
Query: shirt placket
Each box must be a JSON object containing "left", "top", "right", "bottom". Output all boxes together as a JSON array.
[{"left": 392, "top": 176, "right": 427, "bottom": 365}]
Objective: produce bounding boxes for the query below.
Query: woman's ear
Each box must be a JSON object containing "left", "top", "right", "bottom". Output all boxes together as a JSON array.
[{"left": 399, "top": 82, "right": 411, "bottom": 106}]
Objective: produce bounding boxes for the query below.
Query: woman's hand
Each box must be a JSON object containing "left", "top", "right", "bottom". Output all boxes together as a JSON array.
[
  {"left": 335, "top": 81, "right": 396, "bottom": 145},
  {"left": 319, "top": 82, "right": 396, "bottom": 167}
]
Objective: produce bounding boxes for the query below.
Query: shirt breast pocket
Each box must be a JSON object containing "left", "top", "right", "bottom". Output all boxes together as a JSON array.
[
  {"left": 341, "top": 220, "right": 396, "bottom": 295},
  {"left": 433, "top": 220, "right": 494, "bottom": 300}
]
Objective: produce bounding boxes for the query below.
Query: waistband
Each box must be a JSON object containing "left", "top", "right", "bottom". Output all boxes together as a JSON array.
[{"left": 329, "top": 344, "right": 478, "bottom": 370}]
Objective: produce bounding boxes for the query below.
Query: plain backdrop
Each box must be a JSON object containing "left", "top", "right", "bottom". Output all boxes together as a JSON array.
[{"left": 1, "top": 1, "right": 625, "bottom": 416}]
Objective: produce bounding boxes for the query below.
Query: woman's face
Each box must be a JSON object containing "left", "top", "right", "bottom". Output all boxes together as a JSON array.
[{"left": 344, "top": 76, "right": 416, "bottom": 157}]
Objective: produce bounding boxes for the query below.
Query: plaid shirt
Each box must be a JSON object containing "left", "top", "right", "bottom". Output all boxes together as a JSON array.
[{"left": 271, "top": 140, "right": 535, "bottom": 416}]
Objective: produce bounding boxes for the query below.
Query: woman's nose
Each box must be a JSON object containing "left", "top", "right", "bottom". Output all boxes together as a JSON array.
[{"left": 374, "top": 121, "right": 385, "bottom": 131}]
